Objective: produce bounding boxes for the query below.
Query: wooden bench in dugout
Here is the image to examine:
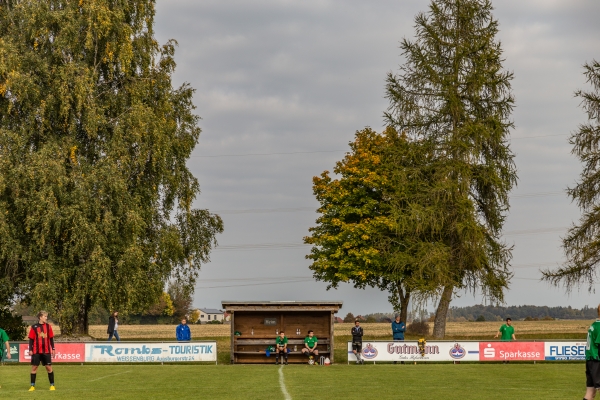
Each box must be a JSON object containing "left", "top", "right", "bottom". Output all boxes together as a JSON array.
[
  {"left": 234, "top": 339, "right": 331, "bottom": 361},
  {"left": 221, "top": 301, "right": 342, "bottom": 364}
]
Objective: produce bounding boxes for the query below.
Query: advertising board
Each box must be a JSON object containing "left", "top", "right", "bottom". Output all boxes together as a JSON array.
[
  {"left": 19, "top": 343, "right": 85, "bottom": 363},
  {"left": 84, "top": 342, "right": 217, "bottom": 363},
  {"left": 2, "top": 342, "right": 19, "bottom": 363},
  {"left": 478, "top": 342, "right": 544, "bottom": 361},
  {"left": 347, "top": 341, "right": 480, "bottom": 362},
  {"left": 544, "top": 341, "right": 586, "bottom": 361}
]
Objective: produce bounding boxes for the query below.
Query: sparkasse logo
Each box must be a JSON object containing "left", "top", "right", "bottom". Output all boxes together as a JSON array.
[{"left": 483, "top": 344, "right": 495, "bottom": 358}]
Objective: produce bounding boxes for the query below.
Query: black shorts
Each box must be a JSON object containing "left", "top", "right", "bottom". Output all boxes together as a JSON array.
[
  {"left": 587, "top": 360, "right": 600, "bottom": 388},
  {"left": 352, "top": 342, "right": 362, "bottom": 352},
  {"left": 31, "top": 353, "right": 52, "bottom": 367},
  {"left": 303, "top": 348, "right": 317, "bottom": 354}
]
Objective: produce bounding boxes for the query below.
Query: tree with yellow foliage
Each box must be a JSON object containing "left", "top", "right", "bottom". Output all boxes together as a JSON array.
[{"left": 305, "top": 127, "right": 439, "bottom": 323}]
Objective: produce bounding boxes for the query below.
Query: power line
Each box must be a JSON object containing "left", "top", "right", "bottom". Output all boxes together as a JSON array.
[
  {"left": 216, "top": 243, "right": 308, "bottom": 251},
  {"left": 192, "top": 134, "right": 569, "bottom": 159},
  {"left": 215, "top": 227, "right": 567, "bottom": 252},
  {"left": 196, "top": 278, "right": 313, "bottom": 289},
  {"left": 214, "top": 191, "right": 565, "bottom": 215},
  {"left": 503, "top": 226, "right": 567, "bottom": 236},
  {"left": 216, "top": 207, "right": 315, "bottom": 215},
  {"left": 192, "top": 150, "right": 344, "bottom": 158},
  {"left": 511, "top": 191, "right": 562, "bottom": 198},
  {"left": 511, "top": 262, "right": 561, "bottom": 269}
]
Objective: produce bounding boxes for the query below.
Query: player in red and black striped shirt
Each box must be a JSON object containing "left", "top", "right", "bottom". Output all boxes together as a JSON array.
[{"left": 27, "top": 311, "right": 56, "bottom": 391}]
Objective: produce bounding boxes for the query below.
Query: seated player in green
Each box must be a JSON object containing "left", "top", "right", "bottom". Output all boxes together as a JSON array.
[
  {"left": 301, "top": 330, "right": 319, "bottom": 361},
  {"left": 275, "top": 331, "right": 288, "bottom": 365}
]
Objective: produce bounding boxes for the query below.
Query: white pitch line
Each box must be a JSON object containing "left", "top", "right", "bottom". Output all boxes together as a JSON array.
[
  {"left": 278, "top": 365, "right": 292, "bottom": 400},
  {"left": 89, "top": 370, "right": 132, "bottom": 382}
]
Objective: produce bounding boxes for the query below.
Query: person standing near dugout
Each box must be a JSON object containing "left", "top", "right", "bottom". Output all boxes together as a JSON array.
[
  {"left": 176, "top": 318, "right": 191, "bottom": 341},
  {"left": 584, "top": 304, "right": 600, "bottom": 400},
  {"left": 392, "top": 315, "right": 406, "bottom": 364},
  {"left": 107, "top": 311, "right": 120, "bottom": 342},
  {"left": 28, "top": 311, "right": 55, "bottom": 391},
  {"left": 351, "top": 319, "right": 364, "bottom": 364}
]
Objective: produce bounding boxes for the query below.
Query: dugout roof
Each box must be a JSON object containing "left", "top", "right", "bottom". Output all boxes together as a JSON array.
[{"left": 221, "top": 300, "right": 343, "bottom": 312}]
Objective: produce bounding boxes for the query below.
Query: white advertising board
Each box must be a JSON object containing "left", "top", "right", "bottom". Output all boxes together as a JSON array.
[
  {"left": 85, "top": 342, "right": 217, "bottom": 363},
  {"left": 347, "top": 341, "right": 480, "bottom": 362},
  {"left": 544, "top": 341, "right": 586, "bottom": 361}
]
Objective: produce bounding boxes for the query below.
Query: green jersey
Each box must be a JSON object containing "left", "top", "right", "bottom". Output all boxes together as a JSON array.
[
  {"left": 0, "top": 328, "right": 9, "bottom": 357},
  {"left": 304, "top": 336, "right": 318, "bottom": 348},
  {"left": 276, "top": 336, "right": 288, "bottom": 346},
  {"left": 499, "top": 324, "right": 514, "bottom": 341},
  {"left": 586, "top": 320, "right": 600, "bottom": 360}
]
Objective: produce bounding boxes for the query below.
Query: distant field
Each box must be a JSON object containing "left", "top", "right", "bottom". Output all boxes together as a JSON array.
[
  {"left": 0, "top": 363, "right": 585, "bottom": 399},
  {"left": 86, "top": 323, "right": 230, "bottom": 339},
  {"left": 79, "top": 320, "right": 590, "bottom": 341}
]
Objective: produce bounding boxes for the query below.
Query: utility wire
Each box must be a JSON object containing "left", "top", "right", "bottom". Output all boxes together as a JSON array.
[
  {"left": 192, "top": 134, "right": 569, "bottom": 159},
  {"left": 196, "top": 278, "right": 314, "bottom": 289},
  {"left": 213, "top": 227, "right": 568, "bottom": 251},
  {"left": 214, "top": 191, "right": 565, "bottom": 215},
  {"left": 504, "top": 226, "right": 567, "bottom": 236}
]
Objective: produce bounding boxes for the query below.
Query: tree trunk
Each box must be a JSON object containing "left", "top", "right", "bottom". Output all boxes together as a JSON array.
[
  {"left": 432, "top": 284, "right": 453, "bottom": 339},
  {"left": 60, "top": 296, "right": 90, "bottom": 336},
  {"left": 397, "top": 283, "right": 411, "bottom": 324}
]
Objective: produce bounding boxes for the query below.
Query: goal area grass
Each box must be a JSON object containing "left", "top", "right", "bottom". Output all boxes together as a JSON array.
[{"left": 0, "top": 362, "right": 584, "bottom": 399}]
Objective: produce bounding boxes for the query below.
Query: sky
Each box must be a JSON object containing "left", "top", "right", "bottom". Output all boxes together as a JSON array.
[{"left": 153, "top": 0, "right": 600, "bottom": 315}]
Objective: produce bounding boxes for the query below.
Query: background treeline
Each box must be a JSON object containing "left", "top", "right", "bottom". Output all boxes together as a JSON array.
[
  {"left": 340, "top": 305, "right": 597, "bottom": 324},
  {"left": 446, "top": 305, "right": 597, "bottom": 321}
]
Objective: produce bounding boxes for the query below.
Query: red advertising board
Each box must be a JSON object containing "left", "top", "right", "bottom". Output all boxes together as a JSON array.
[
  {"left": 19, "top": 343, "right": 85, "bottom": 363},
  {"left": 479, "top": 342, "right": 544, "bottom": 361}
]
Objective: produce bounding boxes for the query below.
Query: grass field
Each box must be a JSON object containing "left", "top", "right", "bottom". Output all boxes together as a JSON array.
[
  {"left": 4, "top": 320, "right": 593, "bottom": 399},
  {"left": 0, "top": 363, "right": 586, "bottom": 399}
]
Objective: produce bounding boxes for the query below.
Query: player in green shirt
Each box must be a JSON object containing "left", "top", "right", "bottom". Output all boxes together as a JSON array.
[
  {"left": 275, "top": 331, "right": 288, "bottom": 365},
  {"left": 494, "top": 318, "right": 516, "bottom": 341},
  {"left": 0, "top": 327, "right": 11, "bottom": 389},
  {"left": 301, "top": 330, "right": 319, "bottom": 362},
  {"left": 584, "top": 305, "right": 600, "bottom": 400}
]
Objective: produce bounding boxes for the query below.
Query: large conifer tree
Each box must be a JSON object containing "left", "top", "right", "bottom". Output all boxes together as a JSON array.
[
  {"left": 385, "top": 0, "right": 516, "bottom": 337},
  {"left": 544, "top": 60, "right": 600, "bottom": 289},
  {"left": 0, "top": 0, "right": 223, "bottom": 335}
]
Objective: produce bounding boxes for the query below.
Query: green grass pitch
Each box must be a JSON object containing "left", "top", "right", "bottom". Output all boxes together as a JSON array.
[{"left": 0, "top": 363, "right": 585, "bottom": 399}]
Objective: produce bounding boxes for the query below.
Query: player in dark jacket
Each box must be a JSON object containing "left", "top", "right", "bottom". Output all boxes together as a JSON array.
[
  {"left": 392, "top": 315, "right": 406, "bottom": 364},
  {"left": 107, "top": 311, "right": 120, "bottom": 342},
  {"left": 351, "top": 320, "right": 364, "bottom": 364},
  {"left": 28, "top": 311, "right": 56, "bottom": 391}
]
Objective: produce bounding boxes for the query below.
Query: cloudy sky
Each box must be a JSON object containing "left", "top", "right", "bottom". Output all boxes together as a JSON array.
[{"left": 153, "top": 0, "right": 600, "bottom": 315}]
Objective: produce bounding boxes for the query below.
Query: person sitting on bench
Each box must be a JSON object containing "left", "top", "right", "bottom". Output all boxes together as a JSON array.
[
  {"left": 301, "top": 330, "right": 319, "bottom": 359},
  {"left": 275, "top": 331, "right": 288, "bottom": 365}
]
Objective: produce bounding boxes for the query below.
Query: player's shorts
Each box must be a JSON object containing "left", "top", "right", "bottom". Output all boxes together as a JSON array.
[
  {"left": 276, "top": 346, "right": 287, "bottom": 353},
  {"left": 586, "top": 360, "right": 600, "bottom": 388},
  {"left": 302, "top": 348, "right": 318, "bottom": 354},
  {"left": 352, "top": 342, "right": 362, "bottom": 352},
  {"left": 31, "top": 353, "right": 52, "bottom": 366}
]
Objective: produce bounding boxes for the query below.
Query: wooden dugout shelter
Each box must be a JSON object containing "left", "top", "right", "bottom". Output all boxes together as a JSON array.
[{"left": 221, "top": 300, "right": 343, "bottom": 364}]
